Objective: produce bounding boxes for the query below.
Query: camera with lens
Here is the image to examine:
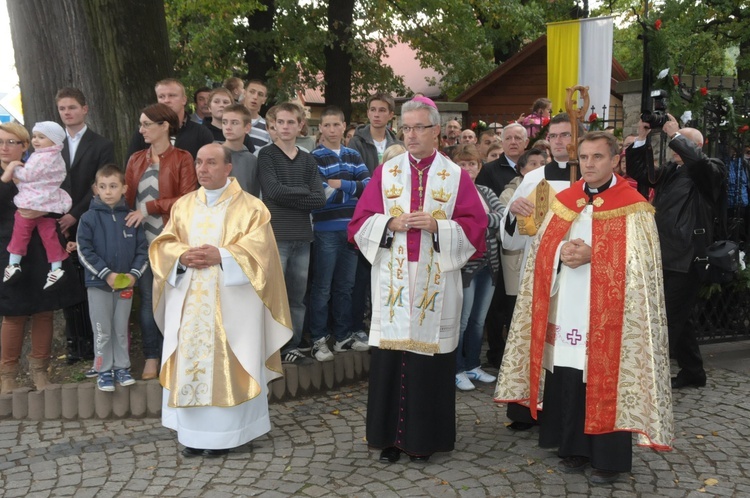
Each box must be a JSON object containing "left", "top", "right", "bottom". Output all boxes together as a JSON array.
[{"left": 640, "top": 89, "right": 669, "bottom": 128}]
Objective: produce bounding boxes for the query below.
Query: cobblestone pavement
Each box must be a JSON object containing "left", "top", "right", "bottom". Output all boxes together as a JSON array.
[{"left": 0, "top": 361, "right": 748, "bottom": 497}]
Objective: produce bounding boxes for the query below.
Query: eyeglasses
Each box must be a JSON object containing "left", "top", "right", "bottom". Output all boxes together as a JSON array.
[
  {"left": 0, "top": 139, "right": 24, "bottom": 147},
  {"left": 547, "top": 132, "right": 572, "bottom": 140},
  {"left": 139, "top": 121, "right": 163, "bottom": 129},
  {"left": 401, "top": 124, "right": 436, "bottom": 134}
]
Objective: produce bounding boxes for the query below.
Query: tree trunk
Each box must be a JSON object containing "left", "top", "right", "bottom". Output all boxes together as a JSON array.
[
  {"left": 7, "top": 0, "right": 172, "bottom": 164},
  {"left": 244, "top": 0, "right": 277, "bottom": 82},
  {"left": 739, "top": 37, "right": 750, "bottom": 87},
  {"left": 324, "top": 0, "right": 355, "bottom": 123}
]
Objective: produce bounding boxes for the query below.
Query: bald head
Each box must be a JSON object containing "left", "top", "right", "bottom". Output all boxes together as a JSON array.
[
  {"left": 679, "top": 127, "right": 703, "bottom": 148},
  {"left": 671, "top": 127, "right": 704, "bottom": 166}
]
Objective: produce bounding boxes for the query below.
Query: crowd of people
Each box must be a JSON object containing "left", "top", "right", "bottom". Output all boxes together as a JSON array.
[{"left": 0, "top": 76, "right": 730, "bottom": 484}]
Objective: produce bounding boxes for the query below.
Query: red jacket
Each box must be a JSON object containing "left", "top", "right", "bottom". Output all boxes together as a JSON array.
[{"left": 125, "top": 145, "right": 197, "bottom": 224}]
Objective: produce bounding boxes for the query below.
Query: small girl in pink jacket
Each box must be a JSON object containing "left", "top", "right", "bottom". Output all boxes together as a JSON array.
[{"left": 1, "top": 121, "right": 72, "bottom": 290}]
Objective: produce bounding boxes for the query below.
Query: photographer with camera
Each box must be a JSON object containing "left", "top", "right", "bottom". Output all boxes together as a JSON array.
[{"left": 626, "top": 113, "right": 725, "bottom": 389}]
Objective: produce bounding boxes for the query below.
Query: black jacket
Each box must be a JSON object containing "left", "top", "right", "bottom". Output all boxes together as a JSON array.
[
  {"left": 476, "top": 153, "right": 519, "bottom": 197},
  {"left": 348, "top": 124, "right": 400, "bottom": 173},
  {"left": 626, "top": 134, "right": 726, "bottom": 272},
  {"left": 61, "top": 128, "right": 116, "bottom": 228}
]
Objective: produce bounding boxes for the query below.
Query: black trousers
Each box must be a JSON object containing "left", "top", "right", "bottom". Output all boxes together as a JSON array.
[
  {"left": 539, "top": 367, "right": 632, "bottom": 473},
  {"left": 63, "top": 253, "right": 94, "bottom": 361},
  {"left": 484, "top": 264, "right": 507, "bottom": 367},
  {"left": 663, "top": 267, "right": 704, "bottom": 378}
]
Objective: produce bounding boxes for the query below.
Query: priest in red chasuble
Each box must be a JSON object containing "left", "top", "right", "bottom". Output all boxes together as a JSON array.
[
  {"left": 348, "top": 97, "right": 487, "bottom": 463},
  {"left": 494, "top": 132, "right": 673, "bottom": 485}
]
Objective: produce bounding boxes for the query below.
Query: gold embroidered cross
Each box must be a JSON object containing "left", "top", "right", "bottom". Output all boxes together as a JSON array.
[
  {"left": 389, "top": 165, "right": 402, "bottom": 177},
  {"left": 196, "top": 219, "right": 215, "bottom": 234},
  {"left": 437, "top": 169, "right": 450, "bottom": 180},
  {"left": 186, "top": 361, "right": 206, "bottom": 382},
  {"left": 191, "top": 281, "right": 209, "bottom": 299}
]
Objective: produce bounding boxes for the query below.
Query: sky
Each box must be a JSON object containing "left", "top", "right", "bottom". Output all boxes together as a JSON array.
[{"left": 0, "top": 0, "right": 19, "bottom": 93}]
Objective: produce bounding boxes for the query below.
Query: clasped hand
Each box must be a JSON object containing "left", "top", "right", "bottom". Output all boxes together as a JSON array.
[
  {"left": 560, "top": 238, "right": 591, "bottom": 269},
  {"left": 179, "top": 244, "right": 222, "bottom": 270},
  {"left": 389, "top": 212, "right": 437, "bottom": 233}
]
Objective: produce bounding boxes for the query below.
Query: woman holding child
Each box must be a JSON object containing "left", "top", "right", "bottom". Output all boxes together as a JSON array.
[
  {"left": 125, "top": 103, "right": 197, "bottom": 380},
  {"left": 0, "top": 122, "right": 82, "bottom": 393}
]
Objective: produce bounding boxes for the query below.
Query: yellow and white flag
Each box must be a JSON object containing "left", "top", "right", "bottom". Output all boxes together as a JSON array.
[{"left": 547, "top": 17, "right": 613, "bottom": 118}]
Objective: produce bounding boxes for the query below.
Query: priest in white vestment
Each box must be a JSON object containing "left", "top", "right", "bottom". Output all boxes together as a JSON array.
[
  {"left": 498, "top": 113, "right": 581, "bottom": 430},
  {"left": 150, "top": 143, "right": 292, "bottom": 457}
]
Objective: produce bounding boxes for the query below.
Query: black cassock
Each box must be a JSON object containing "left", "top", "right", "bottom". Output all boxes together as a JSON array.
[{"left": 366, "top": 347, "right": 457, "bottom": 456}]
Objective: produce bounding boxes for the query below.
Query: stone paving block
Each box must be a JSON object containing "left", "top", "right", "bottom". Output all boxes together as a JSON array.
[
  {"left": 322, "top": 360, "right": 335, "bottom": 389},
  {"left": 78, "top": 383, "right": 95, "bottom": 419},
  {"left": 95, "top": 387, "right": 113, "bottom": 419},
  {"left": 333, "top": 354, "right": 345, "bottom": 385},
  {"left": 310, "top": 360, "right": 323, "bottom": 390},
  {"left": 271, "top": 376, "right": 286, "bottom": 401},
  {"left": 12, "top": 387, "right": 31, "bottom": 419},
  {"left": 61, "top": 383, "right": 78, "bottom": 419},
  {"left": 112, "top": 386, "right": 130, "bottom": 417},
  {"left": 44, "top": 384, "right": 61, "bottom": 419},
  {"left": 146, "top": 380, "right": 162, "bottom": 417},
  {"left": 284, "top": 364, "right": 299, "bottom": 397},
  {"left": 129, "top": 382, "right": 147, "bottom": 418},
  {"left": 28, "top": 389, "right": 45, "bottom": 420},
  {"left": 0, "top": 393, "right": 12, "bottom": 418}
]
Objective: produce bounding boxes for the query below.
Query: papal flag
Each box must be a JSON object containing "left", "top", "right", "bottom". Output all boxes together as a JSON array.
[{"left": 547, "top": 17, "right": 613, "bottom": 119}]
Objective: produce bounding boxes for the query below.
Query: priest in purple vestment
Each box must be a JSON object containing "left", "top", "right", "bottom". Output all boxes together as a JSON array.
[{"left": 348, "top": 97, "right": 487, "bottom": 463}]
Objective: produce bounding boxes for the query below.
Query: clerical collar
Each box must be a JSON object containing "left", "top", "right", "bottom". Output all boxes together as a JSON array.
[
  {"left": 584, "top": 175, "right": 614, "bottom": 203},
  {"left": 409, "top": 150, "right": 437, "bottom": 170},
  {"left": 205, "top": 179, "right": 231, "bottom": 206},
  {"left": 556, "top": 160, "right": 568, "bottom": 169}
]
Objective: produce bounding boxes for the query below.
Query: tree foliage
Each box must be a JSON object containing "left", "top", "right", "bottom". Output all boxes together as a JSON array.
[
  {"left": 596, "top": 0, "right": 750, "bottom": 84},
  {"left": 393, "top": 0, "right": 578, "bottom": 98},
  {"left": 164, "top": 0, "right": 583, "bottom": 105}
]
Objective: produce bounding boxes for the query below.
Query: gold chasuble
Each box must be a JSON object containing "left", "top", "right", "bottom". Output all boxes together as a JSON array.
[
  {"left": 494, "top": 176, "right": 674, "bottom": 451},
  {"left": 150, "top": 179, "right": 292, "bottom": 410}
]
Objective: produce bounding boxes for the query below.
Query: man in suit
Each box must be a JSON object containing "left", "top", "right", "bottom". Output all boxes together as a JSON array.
[
  {"left": 56, "top": 87, "right": 116, "bottom": 363},
  {"left": 474, "top": 123, "right": 526, "bottom": 371}
]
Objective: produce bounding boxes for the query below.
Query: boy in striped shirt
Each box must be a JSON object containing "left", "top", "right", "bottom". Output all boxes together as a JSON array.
[{"left": 309, "top": 106, "right": 371, "bottom": 361}]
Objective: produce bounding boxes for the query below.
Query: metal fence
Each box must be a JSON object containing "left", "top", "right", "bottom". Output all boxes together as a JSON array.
[
  {"left": 694, "top": 281, "right": 750, "bottom": 343},
  {"left": 468, "top": 104, "right": 625, "bottom": 141}
]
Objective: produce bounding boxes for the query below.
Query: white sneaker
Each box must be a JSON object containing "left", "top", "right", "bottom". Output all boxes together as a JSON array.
[
  {"left": 455, "top": 372, "right": 475, "bottom": 391},
  {"left": 465, "top": 366, "right": 496, "bottom": 383},
  {"left": 333, "top": 332, "right": 370, "bottom": 352},
  {"left": 312, "top": 337, "right": 334, "bottom": 362},
  {"left": 3, "top": 264, "right": 21, "bottom": 283},
  {"left": 43, "top": 268, "right": 65, "bottom": 290}
]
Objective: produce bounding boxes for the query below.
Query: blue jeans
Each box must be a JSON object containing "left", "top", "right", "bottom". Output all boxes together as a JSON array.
[
  {"left": 457, "top": 266, "right": 495, "bottom": 373},
  {"left": 309, "top": 230, "right": 357, "bottom": 342},
  {"left": 138, "top": 267, "right": 162, "bottom": 360},
  {"left": 277, "top": 240, "right": 311, "bottom": 352}
]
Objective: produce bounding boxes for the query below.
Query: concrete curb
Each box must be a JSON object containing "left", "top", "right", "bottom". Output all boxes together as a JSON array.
[{"left": 0, "top": 350, "right": 371, "bottom": 420}]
